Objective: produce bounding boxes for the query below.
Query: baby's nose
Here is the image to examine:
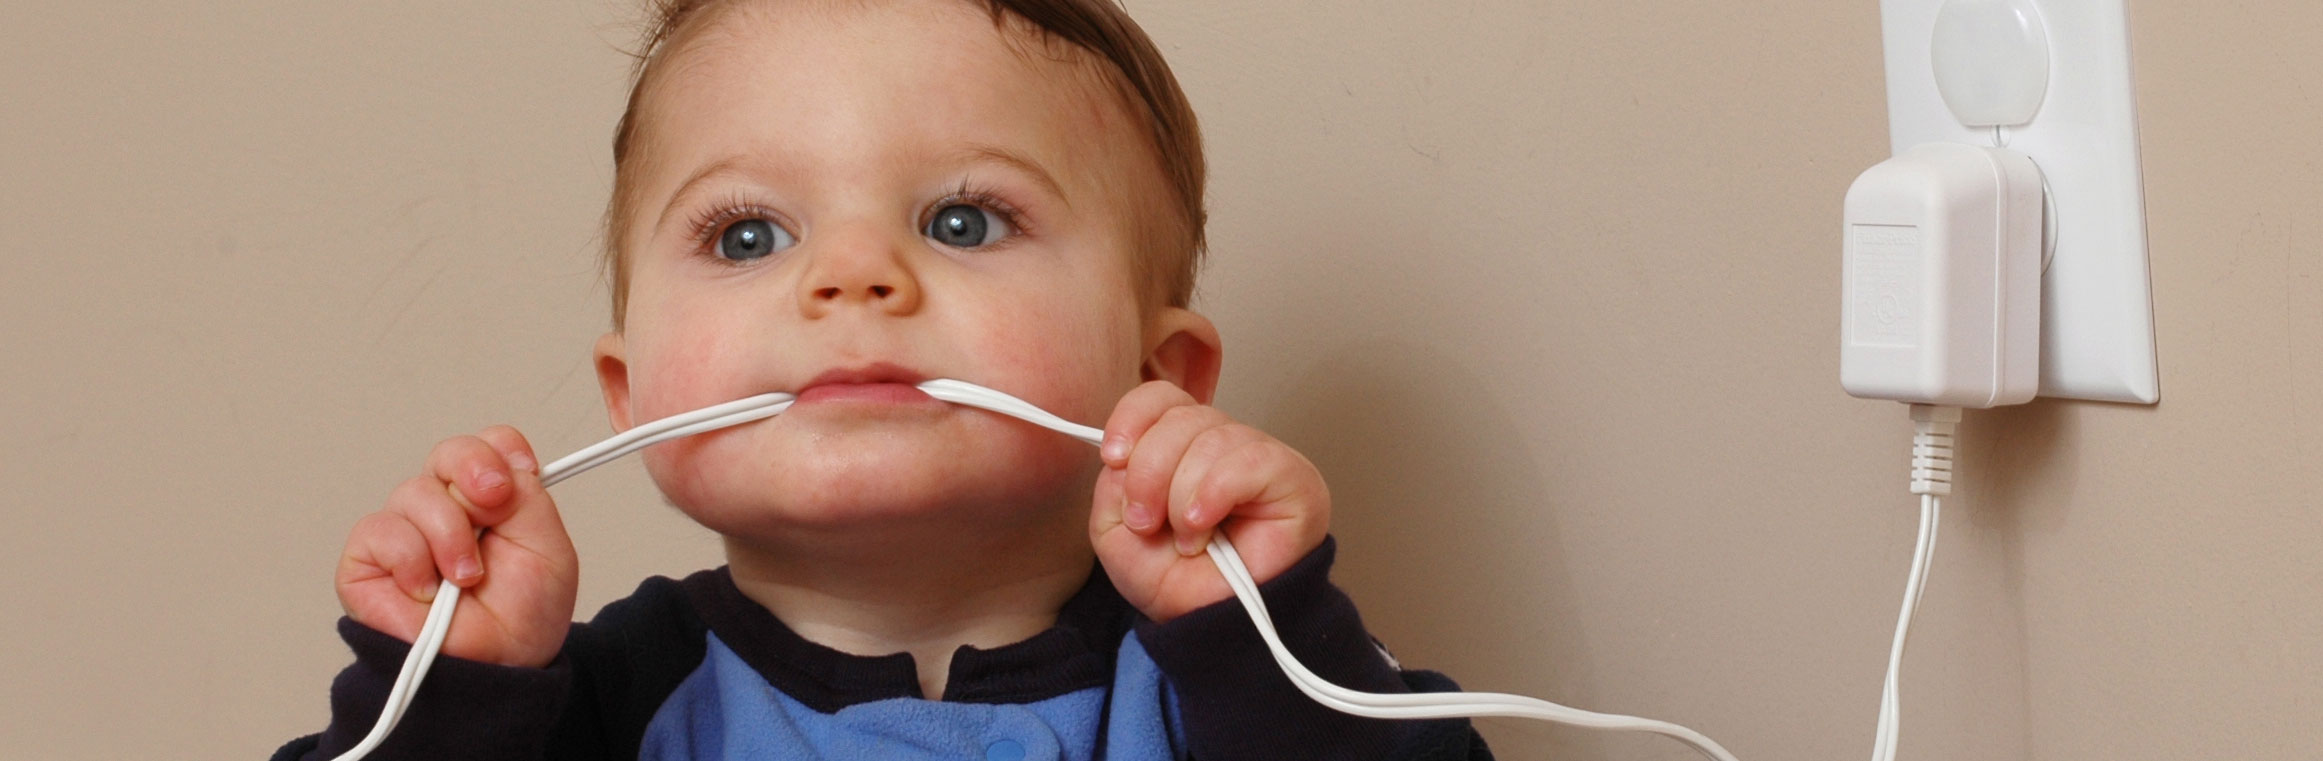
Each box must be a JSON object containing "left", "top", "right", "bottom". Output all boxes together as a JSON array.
[{"left": 798, "top": 229, "right": 923, "bottom": 317}]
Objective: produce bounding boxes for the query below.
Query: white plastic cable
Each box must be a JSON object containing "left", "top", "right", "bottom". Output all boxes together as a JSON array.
[
  {"left": 1874, "top": 404, "right": 1955, "bottom": 761},
  {"left": 1870, "top": 493, "right": 1939, "bottom": 761},
  {"left": 329, "top": 380, "right": 1739, "bottom": 761}
]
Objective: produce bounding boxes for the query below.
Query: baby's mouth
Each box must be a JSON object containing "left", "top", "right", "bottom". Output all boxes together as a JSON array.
[{"left": 793, "top": 363, "right": 939, "bottom": 406}]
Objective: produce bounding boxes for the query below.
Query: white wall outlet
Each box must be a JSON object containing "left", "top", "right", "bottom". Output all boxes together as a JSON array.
[{"left": 1877, "top": 0, "right": 2160, "bottom": 404}]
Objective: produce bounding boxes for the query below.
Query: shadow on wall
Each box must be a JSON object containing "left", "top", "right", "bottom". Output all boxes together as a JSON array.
[
  {"left": 1958, "top": 394, "right": 2085, "bottom": 689},
  {"left": 1961, "top": 397, "right": 2080, "bottom": 537},
  {"left": 1960, "top": 395, "right": 2080, "bottom": 616},
  {"left": 1255, "top": 337, "right": 1615, "bottom": 758}
]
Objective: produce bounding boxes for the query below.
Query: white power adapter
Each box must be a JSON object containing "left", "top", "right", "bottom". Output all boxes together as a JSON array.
[
  {"left": 1841, "top": 141, "right": 2045, "bottom": 408},
  {"left": 1842, "top": 81, "right": 2049, "bottom": 761}
]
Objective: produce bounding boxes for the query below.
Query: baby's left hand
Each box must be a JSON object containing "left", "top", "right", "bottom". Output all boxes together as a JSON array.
[{"left": 1091, "top": 381, "right": 1330, "bottom": 623}]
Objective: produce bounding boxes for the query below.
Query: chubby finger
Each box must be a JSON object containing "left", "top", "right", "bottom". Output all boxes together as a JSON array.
[
  {"left": 345, "top": 510, "right": 441, "bottom": 604},
  {"left": 427, "top": 435, "right": 517, "bottom": 516},
  {"left": 1121, "top": 404, "right": 1229, "bottom": 534},
  {"left": 465, "top": 426, "right": 554, "bottom": 538},
  {"left": 1101, "top": 380, "right": 1197, "bottom": 466},
  {"left": 1090, "top": 460, "right": 1129, "bottom": 532},
  {"left": 385, "top": 475, "right": 486, "bottom": 587},
  {"left": 474, "top": 425, "right": 540, "bottom": 476},
  {"left": 1164, "top": 424, "right": 1268, "bottom": 548},
  {"left": 1181, "top": 440, "right": 1326, "bottom": 555},
  {"left": 1189, "top": 440, "right": 1338, "bottom": 577},
  {"left": 477, "top": 462, "right": 574, "bottom": 576},
  {"left": 1194, "top": 440, "right": 1324, "bottom": 522}
]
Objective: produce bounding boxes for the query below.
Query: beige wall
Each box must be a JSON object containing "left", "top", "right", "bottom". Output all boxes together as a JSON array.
[{"left": 3, "top": 1, "right": 2315, "bottom": 758}]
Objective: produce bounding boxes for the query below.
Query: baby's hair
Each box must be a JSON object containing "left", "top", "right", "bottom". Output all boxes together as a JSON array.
[{"left": 601, "top": 0, "right": 1207, "bottom": 327}]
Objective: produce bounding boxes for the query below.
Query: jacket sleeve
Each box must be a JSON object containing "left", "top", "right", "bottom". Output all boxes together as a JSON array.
[
  {"left": 272, "top": 574, "right": 705, "bottom": 761},
  {"left": 1132, "top": 537, "right": 1494, "bottom": 761},
  {"left": 268, "top": 618, "right": 580, "bottom": 761}
]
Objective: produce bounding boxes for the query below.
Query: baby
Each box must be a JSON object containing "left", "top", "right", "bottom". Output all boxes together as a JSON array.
[{"left": 276, "top": 1, "right": 1487, "bottom": 759}]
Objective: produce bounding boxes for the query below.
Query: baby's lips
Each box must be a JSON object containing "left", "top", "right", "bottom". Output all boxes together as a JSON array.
[
  {"left": 795, "top": 382, "right": 939, "bottom": 405},
  {"left": 794, "top": 361, "right": 930, "bottom": 392}
]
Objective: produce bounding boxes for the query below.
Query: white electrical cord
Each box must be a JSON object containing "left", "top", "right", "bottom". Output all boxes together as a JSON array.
[
  {"left": 928, "top": 379, "right": 1741, "bottom": 760},
  {"left": 1871, "top": 493, "right": 1938, "bottom": 761},
  {"left": 1871, "top": 404, "right": 1958, "bottom": 761},
  {"left": 328, "top": 380, "right": 1740, "bottom": 761}
]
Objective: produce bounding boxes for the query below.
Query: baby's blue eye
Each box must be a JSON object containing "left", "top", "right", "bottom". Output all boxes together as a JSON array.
[
  {"left": 924, "top": 204, "right": 1012, "bottom": 248},
  {"left": 717, "top": 218, "right": 794, "bottom": 261}
]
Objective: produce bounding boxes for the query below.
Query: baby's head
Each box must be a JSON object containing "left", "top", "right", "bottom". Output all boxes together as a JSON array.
[
  {"left": 588, "top": 0, "right": 1221, "bottom": 552},
  {"left": 604, "top": 0, "right": 1209, "bottom": 322}
]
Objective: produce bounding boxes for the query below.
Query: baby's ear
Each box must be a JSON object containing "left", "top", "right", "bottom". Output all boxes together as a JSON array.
[
  {"left": 593, "top": 332, "right": 636, "bottom": 433},
  {"left": 1141, "top": 308, "right": 1222, "bottom": 404}
]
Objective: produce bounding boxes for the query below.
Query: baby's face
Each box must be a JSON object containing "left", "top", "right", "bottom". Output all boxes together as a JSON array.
[{"left": 594, "top": 0, "right": 1186, "bottom": 541}]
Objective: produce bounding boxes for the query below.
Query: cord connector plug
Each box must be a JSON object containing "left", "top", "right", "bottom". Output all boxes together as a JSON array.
[{"left": 1908, "top": 404, "right": 1960, "bottom": 495}]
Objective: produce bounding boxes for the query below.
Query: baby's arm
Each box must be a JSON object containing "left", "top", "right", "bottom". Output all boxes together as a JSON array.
[{"left": 1092, "top": 382, "right": 1491, "bottom": 760}]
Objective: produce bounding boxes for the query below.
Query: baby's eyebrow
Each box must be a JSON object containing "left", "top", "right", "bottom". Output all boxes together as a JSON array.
[
  {"left": 653, "top": 156, "right": 756, "bottom": 236},
  {"left": 947, "top": 144, "right": 1070, "bottom": 209}
]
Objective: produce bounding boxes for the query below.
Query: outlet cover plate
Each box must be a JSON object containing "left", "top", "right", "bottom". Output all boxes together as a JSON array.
[{"left": 1878, "top": 0, "right": 2160, "bottom": 403}]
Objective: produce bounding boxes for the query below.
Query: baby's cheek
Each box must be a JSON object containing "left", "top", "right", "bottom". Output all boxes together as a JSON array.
[
  {"left": 974, "top": 305, "right": 1129, "bottom": 424},
  {"left": 633, "top": 330, "right": 747, "bottom": 420},
  {"left": 639, "top": 443, "right": 710, "bottom": 508}
]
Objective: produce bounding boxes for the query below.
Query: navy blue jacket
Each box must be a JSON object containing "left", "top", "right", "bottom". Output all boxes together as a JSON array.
[{"left": 274, "top": 538, "right": 1490, "bottom": 760}]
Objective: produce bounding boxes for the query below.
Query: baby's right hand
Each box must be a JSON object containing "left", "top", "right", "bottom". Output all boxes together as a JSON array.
[{"left": 335, "top": 426, "right": 577, "bottom": 669}]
